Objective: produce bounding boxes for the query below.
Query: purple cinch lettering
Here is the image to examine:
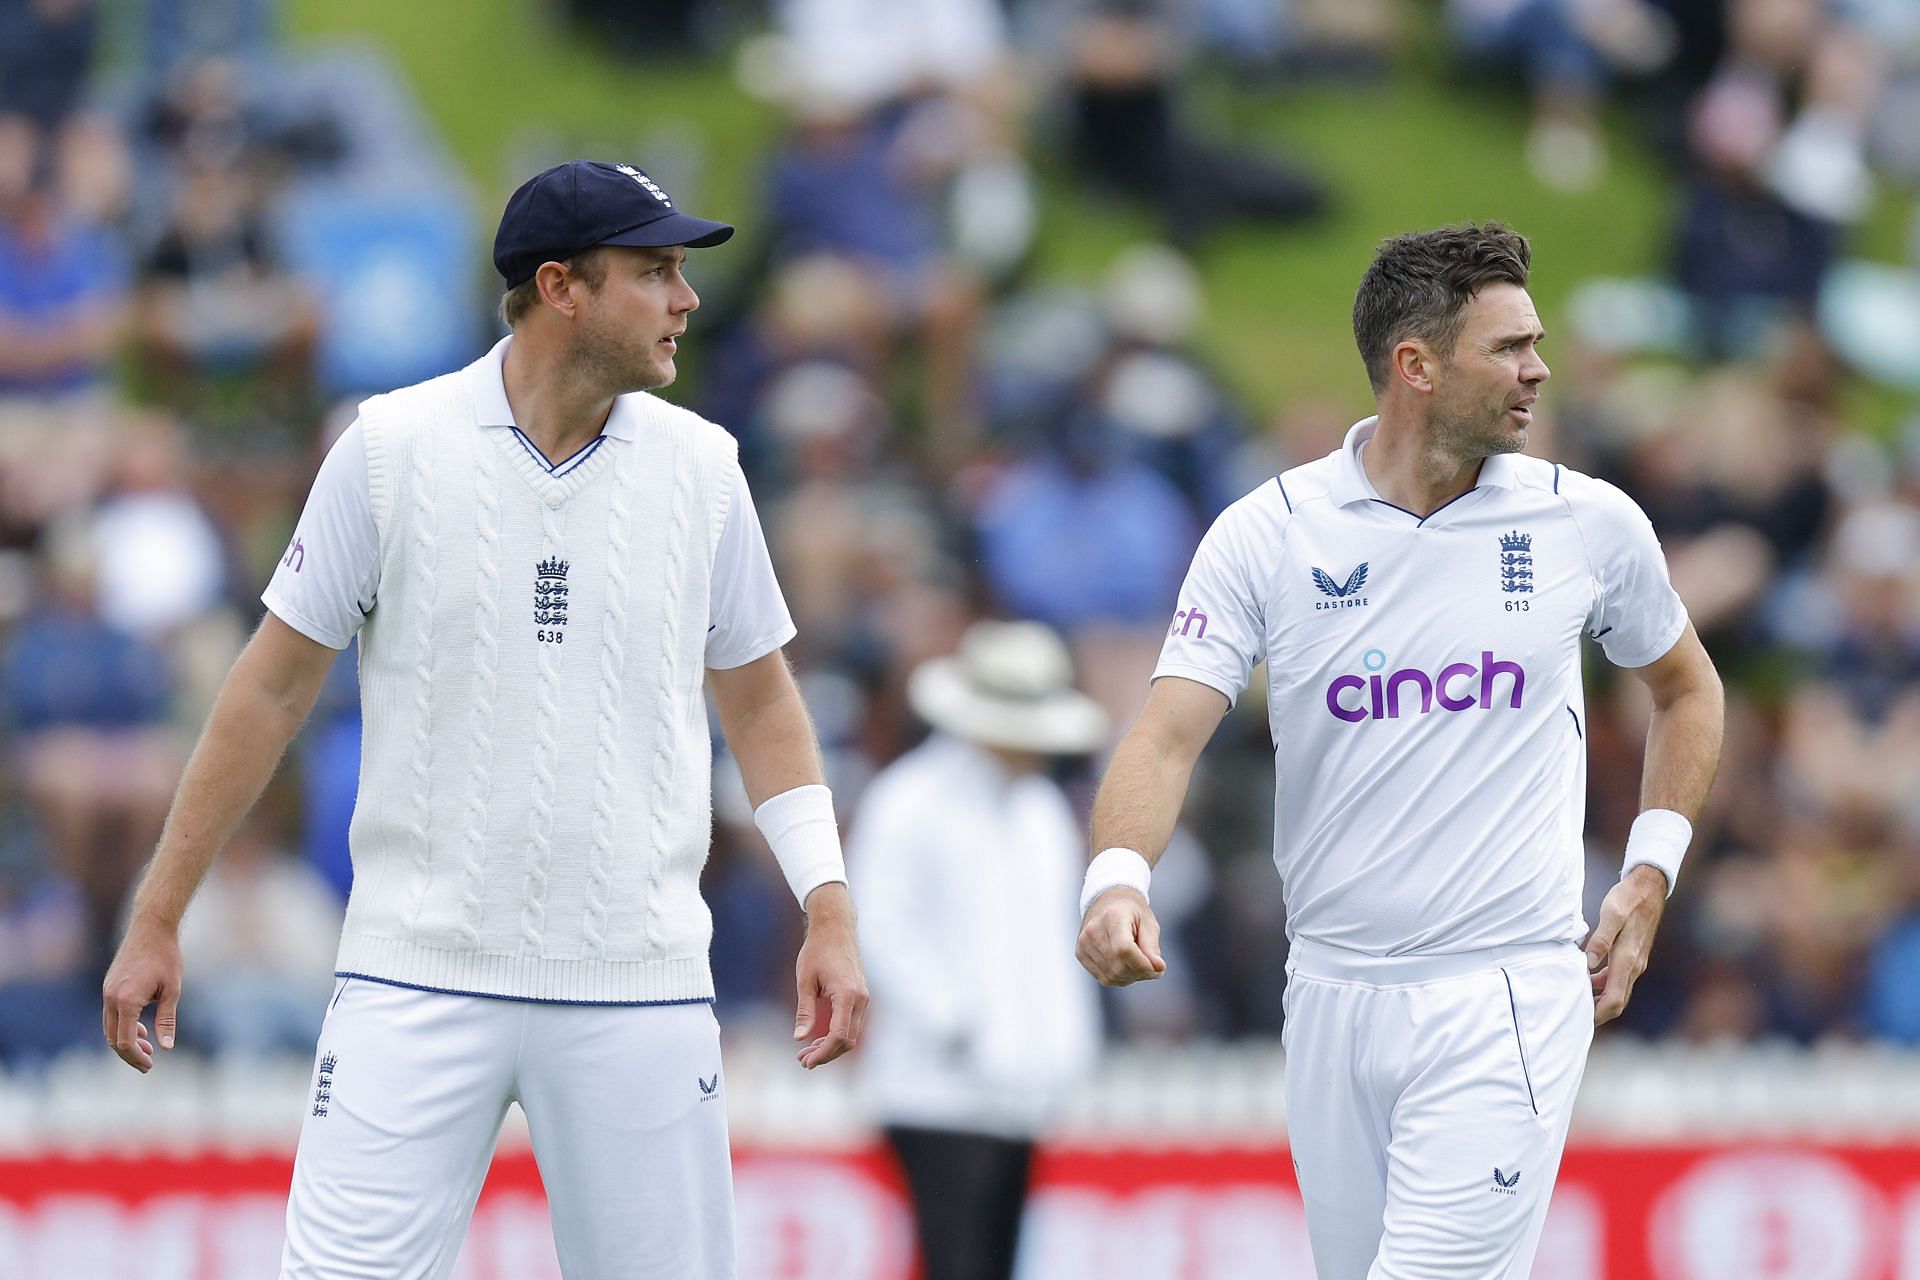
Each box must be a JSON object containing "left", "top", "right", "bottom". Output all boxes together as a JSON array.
[
  {"left": 1326, "top": 675, "right": 1367, "bottom": 723},
  {"left": 1182, "top": 608, "right": 1209, "bottom": 639},
  {"left": 1436, "top": 662, "right": 1477, "bottom": 711},
  {"left": 1481, "top": 651, "right": 1525, "bottom": 709},
  {"left": 1325, "top": 654, "right": 1528, "bottom": 721},
  {"left": 1384, "top": 668, "right": 1434, "bottom": 718}
]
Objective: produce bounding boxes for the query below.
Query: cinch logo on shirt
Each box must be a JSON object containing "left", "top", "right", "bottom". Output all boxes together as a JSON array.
[
  {"left": 1170, "top": 606, "right": 1209, "bottom": 639},
  {"left": 1325, "top": 649, "right": 1526, "bottom": 723}
]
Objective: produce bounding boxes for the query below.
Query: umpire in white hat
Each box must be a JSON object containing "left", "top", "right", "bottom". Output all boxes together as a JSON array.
[{"left": 848, "top": 620, "right": 1107, "bottom": 1280}]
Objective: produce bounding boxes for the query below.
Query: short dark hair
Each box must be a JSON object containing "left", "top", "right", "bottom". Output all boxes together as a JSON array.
[
  {"left": 1351, "top": 223, "right": 1531, "bottom": 393},
  {"left": 497, "top": 247, "right": 609, "bottom": 327}
]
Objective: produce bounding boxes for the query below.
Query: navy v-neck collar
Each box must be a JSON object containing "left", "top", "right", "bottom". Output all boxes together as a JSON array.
[{"left": 506, "top": 425, "right": 609, "bottom": 477}]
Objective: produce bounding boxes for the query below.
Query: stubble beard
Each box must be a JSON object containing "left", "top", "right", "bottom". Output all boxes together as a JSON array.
[
  {"left": 569, "top": 318, "right": 673, "bottom": 397},
  {"left": 1430, "top": 391, "right": 1527, "bottom": 464}
]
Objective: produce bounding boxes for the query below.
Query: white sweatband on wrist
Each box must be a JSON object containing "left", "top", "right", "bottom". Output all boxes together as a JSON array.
[
  {"left": 753, "top": 784, "right": 848, "bottom": 909},
  {"left": 1080, "top": 847, "right": 1153, "bottom": 918},
  {"left": 1621, "top": 808, "right": 1692, "bottom": 898}
]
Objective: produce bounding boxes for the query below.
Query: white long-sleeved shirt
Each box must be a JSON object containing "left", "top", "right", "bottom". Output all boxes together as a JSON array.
[{"left": 848, "top": 734, "right": 1101, "bottom": 1138}]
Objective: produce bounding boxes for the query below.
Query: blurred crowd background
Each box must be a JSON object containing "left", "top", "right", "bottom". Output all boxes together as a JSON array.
[{"left": 0, "top": 0, "right": 1917, "bottom": 1071}]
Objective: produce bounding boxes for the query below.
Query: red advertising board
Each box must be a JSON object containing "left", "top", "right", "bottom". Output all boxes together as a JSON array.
[{"left": 0, "top": 1142, "right": 1915, "bottom": 1279}]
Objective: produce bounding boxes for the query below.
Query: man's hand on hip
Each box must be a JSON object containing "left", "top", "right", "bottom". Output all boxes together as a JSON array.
[
  {"left": 101, "top": 914, "right": 184, "bottom": 1072},
  {"left": 1077, "top": 888, "right": 1167, "bottom": 987},
  {"left": 793, "top": 883, "right": 868, "bottom": 1069},
  {"left": 1585, "top": 864, "right": 1668, "bottom": 1026}
]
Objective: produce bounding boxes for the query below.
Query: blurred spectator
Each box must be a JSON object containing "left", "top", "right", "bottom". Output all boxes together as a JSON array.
[
  {"left": 140, "top": 56, "right": 267, "bottom": 173},
  {"left": 134, "top": 163, "right": 320, "bottom": 415},
  {"left": 1, "top": 517, "right": 182, "bottom": 946},
  {"left": 1749, "top": 818, "right": 1883, "bottom": 1042},
  {"left": 0, "top": 397, "right": 119, "bottom": 547},
  {"left": 970, "top": 409, "right": 1198, "bottom": 637},
  {"left": 1092, "top": 244, "right": 1247, "bottom": 519},
  {"left": 1057, "top": 0, "right": 1327, "bottom": 239},
  {"left": 1606, "top": 363, "right": 1831, "bottom": 641},
  {"left": 1778, "top": 503, "right": 1920, "bottom": 826},
  {"left": 757, "top": 362, "right": 971, "bottom": 687},
  {"left": 1801, "top": 501, "right": 1920, "bottom": 711},
  {"left": 1859, "top": 836, "right": 1920, "bottom": 1043},
  {"left": 0, "top": 182, "right": 128, "bottom": 397},
  {"left": 1853, "top": 0, "right": 1920, "bottom": 184},
  {"left": 169, "top": 807, "right": 342, "bottom": 1058},
  {"left": 0, "top": 0, "right": 128, "bottom": 221},
  {"left": 1674, "top": 0, "right": 1881, "bottom": 355},
  {"left": 700, "top": 255, "right": 897, "bottom": 473},
  {"left": 0, "top": 803, "right": 97, "bottom": 1068},
  {"left": 1448, "top": 0, "right": 1677, "bottom": 190},
  {"left": 770, "top": 0, "right": 1011, "bottom": 118},
  {"left": 850, "top": 620, "right": 1105, "bottom": 1280},
  {"left": 0, "top": 0, "right": 94, "bottom": 132},
  {"left": 89, "top": 411, "right": 230, "bottom": 638},
  {"left": 756, "top": 130, "right": 986, "bottom": 450},
  {"left": 762, "top": 114, "right": 946, "bottom": 287},
  {"left": 143, "top": 0, "right": 278, "bottom": 88},
  {"left": 744, "top": 0, "right": 1031, "bottom": 447}
]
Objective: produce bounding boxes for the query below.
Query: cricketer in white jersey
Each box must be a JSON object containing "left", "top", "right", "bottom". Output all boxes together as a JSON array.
[
  {"left": 1077, "top": 223, "right": 1723, "bottom": 1279},
  {"left": 102, "top": 160, "right": 869, "bottom": 1280}
]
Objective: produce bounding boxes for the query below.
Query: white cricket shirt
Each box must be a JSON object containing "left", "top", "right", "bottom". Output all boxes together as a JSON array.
[{"left": 1155, "top": 419, "right": 1688, "bottom": 956}]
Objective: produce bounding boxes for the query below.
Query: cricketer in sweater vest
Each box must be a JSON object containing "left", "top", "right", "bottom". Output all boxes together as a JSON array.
[{"left": 297, "top": 342, "right": 753, "bottom": 1004}]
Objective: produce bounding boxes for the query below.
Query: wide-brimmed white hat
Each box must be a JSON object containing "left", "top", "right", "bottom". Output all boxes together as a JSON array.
[{"left": 907, "top": 621, "right": 1110, "bottom": 755}]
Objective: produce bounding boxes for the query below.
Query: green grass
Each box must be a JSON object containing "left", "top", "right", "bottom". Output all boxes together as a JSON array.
[
  {"left": 285, "top": 0, "right": 778, "bottom": 226},
  {"left": 286, "top": 0, "right": 1914, "bottom": 428},
  {"left": 1123, "top": 72, "right": 1675, "bottom": 419}
]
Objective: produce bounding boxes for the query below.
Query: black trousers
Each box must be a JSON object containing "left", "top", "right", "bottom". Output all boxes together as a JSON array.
[{"left": 884, "top": 1125, "right": 1036, "bottom": 1280}]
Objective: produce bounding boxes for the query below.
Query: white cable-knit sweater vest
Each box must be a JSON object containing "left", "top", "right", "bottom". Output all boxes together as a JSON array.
[{"left": 336, "top": 370, "right": 736, "bottom": 1003}]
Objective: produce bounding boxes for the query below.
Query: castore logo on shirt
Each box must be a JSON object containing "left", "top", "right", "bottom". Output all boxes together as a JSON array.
[{"left": 1312, "top": 562, "right": 1370, "bottom": 610}]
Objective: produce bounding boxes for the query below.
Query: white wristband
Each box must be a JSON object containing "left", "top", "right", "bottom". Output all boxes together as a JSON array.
[
  {"left": 753, "top": 784, "right": 848, "bottom": 909},
  {"left": 1621, "top": 808, "right": 1692, "bottom": 898},
  {"left": 1080, "top": 847, "right": 1153, "bottom": 918}
]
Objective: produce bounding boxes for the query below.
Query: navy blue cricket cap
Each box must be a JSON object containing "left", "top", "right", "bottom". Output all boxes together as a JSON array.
[{"left": 492, "top": 160, "right": 735, "bottom": 288}]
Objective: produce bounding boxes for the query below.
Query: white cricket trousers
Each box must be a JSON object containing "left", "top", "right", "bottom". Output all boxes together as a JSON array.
[
  {"left": 1281, "top": 939, "right": 1593, "bottom": 1280},
  {"left": 281, "top": 978, "right": 735, "bottom": 1279}
]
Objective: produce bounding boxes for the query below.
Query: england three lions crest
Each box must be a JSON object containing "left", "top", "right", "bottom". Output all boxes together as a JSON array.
[
  {"left": 1499, "top": 532, "right": 1533, "bottom": 594},
  {"left": 534, "top": 556, "right": 570, "bottom": 641}
]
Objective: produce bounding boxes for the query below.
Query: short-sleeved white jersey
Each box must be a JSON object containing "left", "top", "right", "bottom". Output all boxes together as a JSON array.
[
  {"left": 1155, "top": 419, "right": 1689, "bottom": 956},
  {"left": 262, "top": 338, "right": 794, "bottom": 670}
]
